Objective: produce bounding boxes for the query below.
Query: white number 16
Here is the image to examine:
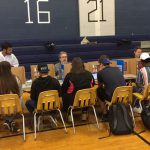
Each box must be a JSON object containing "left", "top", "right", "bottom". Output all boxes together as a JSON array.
[{"left": 24, "top": 0, "right": 50, "bottom": 24}]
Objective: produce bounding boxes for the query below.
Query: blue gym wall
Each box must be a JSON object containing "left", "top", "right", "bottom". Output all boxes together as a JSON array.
[
  {"left": 1, "top": 0, "right": 148, "bottom": 78},
  {"left": 0, "top": 0, "right": 150, "bottom": 40}
]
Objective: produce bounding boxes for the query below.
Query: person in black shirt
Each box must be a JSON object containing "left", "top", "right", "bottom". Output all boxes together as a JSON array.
[
  {"left": 61, "top": 57, "right": 95, "bottom": 120},
  {"left": 97, "top": 55, "right": 126, "bottom": 102},
  {"left": 26, "top": 64, "right": 61, "bottom": 113}
]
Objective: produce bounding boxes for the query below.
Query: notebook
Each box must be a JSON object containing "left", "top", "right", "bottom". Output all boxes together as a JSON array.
[{"left": 92, "top": 73, "right": 97, "bottom": 80}]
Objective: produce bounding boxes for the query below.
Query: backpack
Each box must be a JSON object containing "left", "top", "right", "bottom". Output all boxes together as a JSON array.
[
  {"left": 108, "top": 102, "right": 134, "bottom": 135},
  {"left": 141, "top": 104, "right": 150, "bottom": 129}
]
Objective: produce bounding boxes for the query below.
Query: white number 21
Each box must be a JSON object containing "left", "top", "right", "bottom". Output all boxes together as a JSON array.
[{"left": 24, "top": 0, "right": 50, "bottom": 24}]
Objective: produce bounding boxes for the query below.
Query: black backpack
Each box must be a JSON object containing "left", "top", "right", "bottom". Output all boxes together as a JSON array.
[
  {"left": 141, "top": 104, "right": 150, "bottom": 129},
  {"left": 108, "top": 102, "right": 134, "bottom": 135}
]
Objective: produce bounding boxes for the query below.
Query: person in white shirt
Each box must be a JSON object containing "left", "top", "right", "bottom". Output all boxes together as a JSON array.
[{"left": 0, "top": 42, "right": 19, "bottom": 67}]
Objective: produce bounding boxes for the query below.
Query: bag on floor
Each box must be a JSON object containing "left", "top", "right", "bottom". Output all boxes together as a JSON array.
[
  {"left": 141, "top": 104, "right": 150, "bottom": 129},
  {"left": 108, "top": 102, "right": 134, "bottom": 135}
]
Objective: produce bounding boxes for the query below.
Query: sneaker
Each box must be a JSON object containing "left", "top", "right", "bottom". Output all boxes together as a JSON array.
[
  {"left": 10, "top": 122, "right": 20, "bottom": 132},
  {"left": 133, "top": 107, "right": 142, "bottom": 114},
  {"left": 82, "top": 113, "right": 87, "bottom": 121},
  {"left": 3, "top": 121, "right": 11, "bottom": 130},
  {"left": 3, "top": 121, "right": 20, "bottom": 132}
]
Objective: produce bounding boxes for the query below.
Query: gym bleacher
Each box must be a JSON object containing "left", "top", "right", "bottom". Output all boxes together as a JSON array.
[{"left": 1, "top": 35, "right": 146, "bottom": 79}]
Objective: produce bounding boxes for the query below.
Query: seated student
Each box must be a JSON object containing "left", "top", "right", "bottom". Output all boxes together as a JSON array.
[
  {"left": 0, "top": 42, "right": 19, "bottom": 67},
  {"left": 0, "top": 61, "right": 23, "bottom": 132},
  {"left": 97, "top": 55, "right": 125, "bottom": 103},
  {"left": 55, "top": 51, "right": 68, "bottom": 80},
  {"left": 26, "top": 64, "right": 61, "bottom": 113},
  {"left": 133, "top": 53, "right": 150, "bottom": 113},
  {"left": 134, "top": 47, "right": 142, "bottom": 59},
  {"left": 134, "top": 47, "right": 143, "bottom": 70},
  {"left": 61, "top": 57, "right": 95, "bottom": 120}
]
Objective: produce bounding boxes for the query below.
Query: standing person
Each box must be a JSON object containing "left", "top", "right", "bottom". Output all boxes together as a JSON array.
[
  {"left": 0, "top": 42, "right": 19, "bottom": 67},
  {"left": 0, "top": 61, "right": 22, "bottom": 132},
  {"left": 55, "top": 51, "right": 68, "bottom": 80},
  {"left": 26, "top": 64, "right": 62, "bottom": 113},
  {"left": 133, "top": 53, "right": 150, "bottom": 113},
  {"left": 61, "top": 57, "right": 95, "bottom": 120},
  {"left": 97, "top": 55, "right": 125, "bottom": 116}
]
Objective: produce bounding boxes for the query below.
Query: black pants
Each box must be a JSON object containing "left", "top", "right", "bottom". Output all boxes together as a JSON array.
[
  {"left": 26, "top": 99, "right": 36, "bottom": 113},
  {"left": 97, "top": 87, "right": 111, "bottom": 102},
  {"left": 62, "top": 93, "right": 75, "bottom": 112},
  {"left": 133, "top": 86, "right": 144, "bottom": 107}
]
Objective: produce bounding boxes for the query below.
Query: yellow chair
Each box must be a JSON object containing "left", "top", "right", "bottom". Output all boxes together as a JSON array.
[
  {"left": 68, "top": 88, "right": 99, "bottom": 134},
  {"left": 107, "top": 86, "right": 133, "bottom": 105},
  {"left": 22, "top": 92, "right": 31, "bottom": 113},
  {"left": 0, "top": 94, "right": 25, "bottom": 141},
  {"left": 11, "top": 66, "right": 26, "bottom": 84},
  {"left": 106, "top": 86, "right": 135, "bottom": 126},
  {"left": 133, "top": 84, "right": 150, "bottom": 101},
  {"left": 64, "top": 63, "right": 72, "bottom": 77},
  {"left": 34, "top": 90, "right": 67, "bottom": 140}
]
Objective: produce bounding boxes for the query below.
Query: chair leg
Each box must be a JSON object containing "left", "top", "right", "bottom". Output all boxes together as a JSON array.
[
  {"left": 34, "top": 113, "right": 37, "bottom": 140},
  {"left": 139, "top": 101, "right": 143, "bottom": 111},
  {"left": 66, "top": 106, "right": 71, "bottom": 122},
  {"left": 37, "top": 116, "right": 42, "bottom": 131},
  {"left": 49, "top": 115, "right": 58, "bottom": 127},
  {"left": 21, "top": 114, "right": 26, "bottom": 141},
  {"left": 129, "top": 104, "right": 136, "bottom": 127},
  {"left": 57, "top": 109, "right": 67, "bottom": 133},
  {"left": 70, "top": 108, "right": 75, "bottom": 134},
  {"left": 91, "top": 105, "right": 100, "bottom": 129}
]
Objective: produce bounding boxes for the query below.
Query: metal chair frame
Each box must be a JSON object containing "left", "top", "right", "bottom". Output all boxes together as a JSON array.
[{"left": 34, "top": 90, "right": 67, "bottom": 140}]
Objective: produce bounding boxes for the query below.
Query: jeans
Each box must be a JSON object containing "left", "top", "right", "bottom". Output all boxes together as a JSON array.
[
  {"left": 133, "top": 86, "right": 144, "bottom": 107},
  {"left": 26, "top": 99, "right": 36, "bottom": 113},
  {"left": 97, "top": 87, "right": 111, "bottom": 102}
]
